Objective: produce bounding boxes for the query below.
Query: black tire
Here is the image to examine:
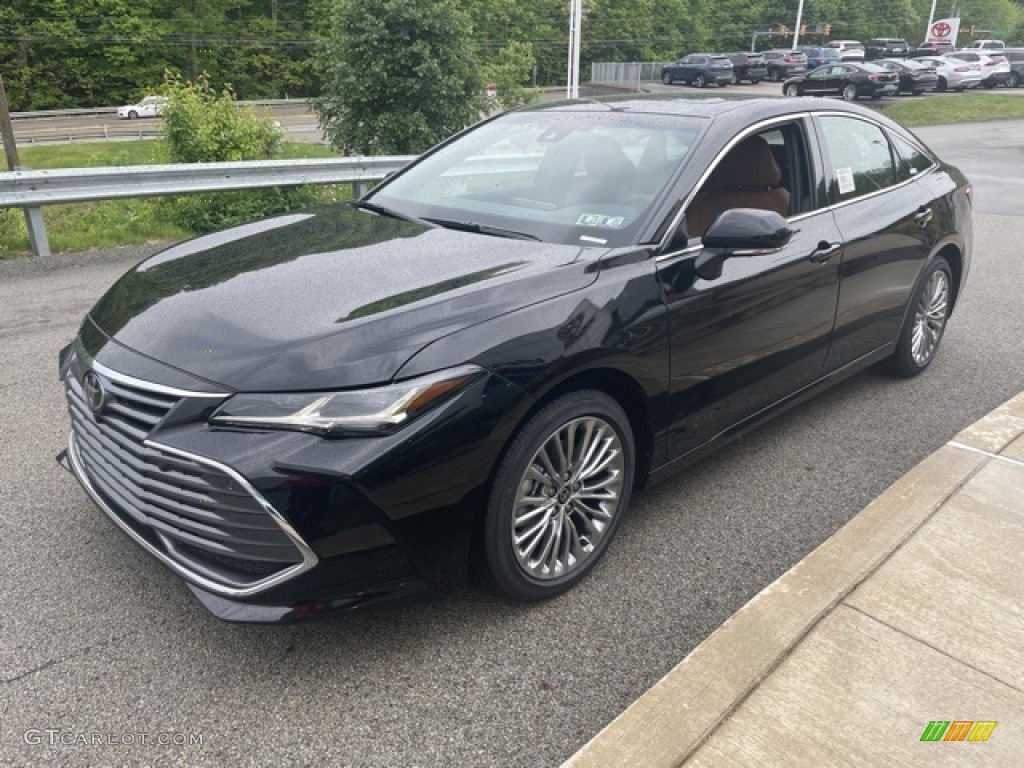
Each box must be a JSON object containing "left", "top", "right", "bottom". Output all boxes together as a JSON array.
[
  {"left": 912, "top": 89, "right": 923, "bottom": 96},
  {"left": 694, "top": 73, "right": 706, "bottom": 88},
  {"left": 128, "top": 110, "right": 138, "bottom": 119},
  {"left": 983, "top": 80, "right": 996, "bottom": 89},
  {"left": 768, "top": 68, "right": 781, "bottom": 82},
  {"left": 885, "top": 257, "right": 953, "bottom": 378},
  {"left": 482, "top": 390, "right": 635, "bottom": 601},
  {"left": 871, "top": 92, "right": 883, "bottom": 100},
  {"left": 750, "top": 79, "right": 762, "bottom": 84},
  {"left": 936, "top": 76, "right": 947, "bottom": 92},
  {"left": 1009, "top": 72, "right": 1021, "bottom": 88},
  {"left": 662, "top": 71, "right": 673, "bottom": 85},
  {"left": 784, "top": 83, "right": 801, "bottom": 97},
  {"left": 842, "top": 83, "right": 858, "bottom": 101}
]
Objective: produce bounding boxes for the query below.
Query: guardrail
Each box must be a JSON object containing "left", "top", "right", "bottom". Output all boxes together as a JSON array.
[
  {"left": 9, "top": 98, "right": 309, "bottom": 121},
  {"left": 0, "top": 155, "right": 415, "bottom": 257}
]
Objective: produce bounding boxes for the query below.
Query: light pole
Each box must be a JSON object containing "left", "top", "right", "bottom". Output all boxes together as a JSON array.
[
  {"left": 567, "top": 0, "right": 582, "bottom": 99},
  {"left": 792, "top": 0, "right": 806, "bottom": 48}
]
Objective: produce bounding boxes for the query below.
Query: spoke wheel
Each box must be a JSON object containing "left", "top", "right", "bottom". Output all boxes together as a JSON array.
[
  {"left": 694, "top": 73, "right": 706, "bottom": 88},
  {"left": 785, "top": 83, "right": 800, "bottom": 97},
  {"left": 886, "top": 257, "right": 952, "bottom": 378},
  {"left": 662, "top": 72, "right": 673, "bottom": 85},
  {"left": 842, "top": 83, "right": 858, "bottom": 101},
  {"left": 483, "top": 391, "right": 635, "bottom": 601}
]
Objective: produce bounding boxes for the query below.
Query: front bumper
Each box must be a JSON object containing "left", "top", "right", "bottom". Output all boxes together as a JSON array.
[{"left": 58, "top": 337, "right": 533, "bottom": 622}]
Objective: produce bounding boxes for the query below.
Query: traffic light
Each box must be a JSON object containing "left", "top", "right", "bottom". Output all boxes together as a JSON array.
[
  {"left": 824, "top": 23, "right": 831, "bottom": 36},
  {"left": 801, "top": 24, "right": 807, "bottom": 36},
  {"left": 780, "top": 24, "right": 789, "bottom": 36}
]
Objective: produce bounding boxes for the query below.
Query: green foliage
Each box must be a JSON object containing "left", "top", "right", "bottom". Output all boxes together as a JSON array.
[
  {"left": 482, "top": 42, "right": 541, "bottom": 110},
  {"left": 312, "top": 0, "right": 487, "bottom": 155},
  {"left": 158, "top": 72, "right": 319, "bottom": 233}
]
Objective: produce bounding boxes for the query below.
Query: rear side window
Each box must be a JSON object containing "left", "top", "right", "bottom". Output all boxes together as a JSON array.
[
  {"left": 817, "top": 116, "right": 896, "bottom": 202},
  {"left": 890, "top": 133, "right": 935, "bottom": 181}
]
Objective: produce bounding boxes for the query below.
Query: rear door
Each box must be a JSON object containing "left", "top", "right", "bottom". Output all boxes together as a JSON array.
[{"left": 813, "top": 113, "right": 939, "bottom": 371}]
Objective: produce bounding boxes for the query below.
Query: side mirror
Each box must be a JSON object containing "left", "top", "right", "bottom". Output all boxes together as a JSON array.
[{"left": 695, "top": 209, "right": 795, "bottom": 280}]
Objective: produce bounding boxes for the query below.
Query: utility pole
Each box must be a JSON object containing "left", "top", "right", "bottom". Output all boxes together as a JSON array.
[
  {"left": 567, "top": 0, "right": 582, "bottom": 99},
  {"left": 0, "top": 75, "right": 50, "bottom": 256},
  {"left": 792, "top": 0, "right": 806, "bottom": 48}
]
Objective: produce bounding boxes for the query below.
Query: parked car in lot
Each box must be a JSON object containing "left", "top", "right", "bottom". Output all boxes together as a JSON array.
[
  {"left": 947, "top": 51, "right": 1011, "bottom": 88},
  {"left": 762, "top": 49, "right": 809, "bottom": 81},
  {"left": 797, "top": 46, "right": 841, "bottom": 70},
  {"left": 866, "top": 38, "right": 911, "bottom": 60},
  {"left": 58, "top": 96, "right": 973, "bottom": 622},
  {"left": 1002, "top": 49, "right": 1024, "bottom": 87},
  {"left": 915, "top": 55, "right": 982, "bottom": 91},
  {"left": 783, "top": 62, "right": 900, "bottom": 100},
  {"left": 116, "top": 95, "right": 167, "bottom": 119},
  {"left": 874, "top": 58, "right": 940, "bottom": 95},
  {"left": 661, "top": 54, "right": 733, "bottom": 87},
  {"left": 825, "top": 40, "right": 866, "bottom": 61},
  {"left": 965, "top": 39, "right": 1005, "bottom": 50},
  {"left": 725, "top": 51, "right": 767, "bottom": 83},
  {"left": 909, "top": 41, "right": 955, "bottom": 57}
]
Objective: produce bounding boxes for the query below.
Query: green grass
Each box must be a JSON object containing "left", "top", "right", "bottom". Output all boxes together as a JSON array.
[
  {"left": 1, "top": 140, "right": 343, "bottom": 258},
  {"left": 875, "top": 92, "right": 1024, "bottom": 126}
]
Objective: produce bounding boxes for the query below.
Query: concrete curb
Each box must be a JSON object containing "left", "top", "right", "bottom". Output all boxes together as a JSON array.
[{"left": 563, "top": 391, "right": 1024, "bottom": 768}]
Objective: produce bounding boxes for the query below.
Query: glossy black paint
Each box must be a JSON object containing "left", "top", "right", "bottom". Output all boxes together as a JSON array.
[{"left": 60, "top": 97, "right": 972, "bottom": 622}]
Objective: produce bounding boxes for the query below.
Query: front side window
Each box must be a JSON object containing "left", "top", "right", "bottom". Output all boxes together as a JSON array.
[{"left": 817, "top": 116, "right": 896, "bottom": 202}]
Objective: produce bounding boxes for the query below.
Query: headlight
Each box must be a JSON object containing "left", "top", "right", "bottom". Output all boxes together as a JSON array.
[{"left": 209, "top": 365, "right": 482, "bottom": 437}]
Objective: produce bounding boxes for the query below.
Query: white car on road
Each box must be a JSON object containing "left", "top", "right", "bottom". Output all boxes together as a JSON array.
[{"left": 117, "top": 96, "right": 167, "bottom": 120}]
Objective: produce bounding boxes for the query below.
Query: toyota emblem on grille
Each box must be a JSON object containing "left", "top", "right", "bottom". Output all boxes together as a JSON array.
[{"left": 82, "top": 370, "right": 108, "bottom": 415}]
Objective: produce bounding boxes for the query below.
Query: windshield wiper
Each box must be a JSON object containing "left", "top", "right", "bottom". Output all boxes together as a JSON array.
[
  {"left": 423, "top": 217, "right": 541, "bottom": 241},
  {"left": 351, "top": 200, "right": 421, "bottom": 223}
]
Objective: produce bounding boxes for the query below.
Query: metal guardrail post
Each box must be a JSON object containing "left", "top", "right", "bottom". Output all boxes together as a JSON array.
[{"left": 23, "top": 205, "right": 51, "bottom": 257}]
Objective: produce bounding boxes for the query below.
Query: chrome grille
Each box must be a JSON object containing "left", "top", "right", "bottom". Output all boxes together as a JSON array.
[{"left": 66, "top": 368, "right": 307, "bottom": 590}]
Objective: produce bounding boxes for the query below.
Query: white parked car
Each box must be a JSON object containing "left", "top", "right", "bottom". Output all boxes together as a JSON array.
[
  {"left": 965, "top": 40, "right": 1005, "bottom": 50},
  {"left": 117, "top": 96, "right": 167, "bottom": 120},
  {"left": 947, "top": 51, "right": 1011, "bottom": 88},
  {"left": 916, "top": 56, "right": 982, "bottom": 92},
  {"left": 825, "top": 40, "right": 866, "bottom": 61}
]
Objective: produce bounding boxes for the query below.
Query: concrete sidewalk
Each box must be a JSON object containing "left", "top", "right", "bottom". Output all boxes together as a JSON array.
[{"left": 565, "top": 392, "right": 1024, "bottom": 767}]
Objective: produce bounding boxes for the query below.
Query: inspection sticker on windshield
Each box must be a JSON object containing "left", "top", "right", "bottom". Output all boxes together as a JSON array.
[
  {"left": 836, "top": 167, "right": 856, "bottom": 195},
  {"left": 577, "top": 213, "right": 626, "bottom": 228}
]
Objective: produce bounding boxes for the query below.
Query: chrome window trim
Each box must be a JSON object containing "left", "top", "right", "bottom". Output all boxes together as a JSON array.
[
  {"left": 88, "top": 358, "right": 230, "bottom": 399},
  {"left": 654, "top": 108, "right": 939, "bottom": 262},
  {"left": 67, "top": 432, "right": 319, "bottom": 598}
]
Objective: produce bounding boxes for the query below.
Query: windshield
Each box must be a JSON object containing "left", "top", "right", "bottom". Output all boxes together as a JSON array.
[{"left": 369, "top": 110, "right": 704, "bottom": 247}]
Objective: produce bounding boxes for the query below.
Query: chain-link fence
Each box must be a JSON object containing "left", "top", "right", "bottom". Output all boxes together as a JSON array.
[{"left": 591, "top": 62, "right": 675, "bottom": 89}]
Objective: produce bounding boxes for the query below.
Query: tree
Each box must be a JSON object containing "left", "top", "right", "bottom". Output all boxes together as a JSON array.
[{"left": 311, "top": 0, "right": 486, "bottom": 155}]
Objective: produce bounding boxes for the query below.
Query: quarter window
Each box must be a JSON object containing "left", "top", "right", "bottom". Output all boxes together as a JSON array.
[
  {"left": 818, "top": 116, "right": 896, "bottom": 202},
  {"left": 890, "top": 133, "right": 934, "bottom": 181}
]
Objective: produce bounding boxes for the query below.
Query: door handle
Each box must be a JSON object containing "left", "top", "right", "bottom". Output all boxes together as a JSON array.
[
  {"left": 914, "top": 206, "right": 933, "bottom": 228},
  {"left": 809, "top": 241, "right": 842, "bottom": 263}
]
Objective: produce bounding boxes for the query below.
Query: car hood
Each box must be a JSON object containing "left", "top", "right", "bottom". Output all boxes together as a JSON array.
[{"left": 88, "top": 205, "right": 598, "bottom": 391}]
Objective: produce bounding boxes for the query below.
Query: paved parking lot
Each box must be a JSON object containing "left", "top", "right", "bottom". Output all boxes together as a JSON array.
[{"left": 1, "top": 121, "right": 1022, "bottom": 767}]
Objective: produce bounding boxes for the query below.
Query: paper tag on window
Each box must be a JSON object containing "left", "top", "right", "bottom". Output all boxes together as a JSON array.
[{"left": 836, "top": 167, "right": 855, "bottom": 195}]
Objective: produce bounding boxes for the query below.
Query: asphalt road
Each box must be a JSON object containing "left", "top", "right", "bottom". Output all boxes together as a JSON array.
[{"left": 1, "top": 121, "right": 1022, "bottom": 767}]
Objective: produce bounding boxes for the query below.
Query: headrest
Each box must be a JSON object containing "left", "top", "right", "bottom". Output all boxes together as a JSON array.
[{"left": 710, "top": 135, "right": 782, "bottom": 189}]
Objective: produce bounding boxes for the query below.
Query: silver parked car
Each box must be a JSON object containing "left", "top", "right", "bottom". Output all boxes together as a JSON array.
[{"left": 915, "top": 56, "right": 982, "bottom": 92}]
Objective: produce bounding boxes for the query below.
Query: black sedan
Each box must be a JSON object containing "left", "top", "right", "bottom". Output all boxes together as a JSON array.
[
  {"left": 783, "top": 62, "right": 900, "bottom": 100},
  {"left": 725, "top": 52, "right": 767, "bottom": 83},
  {"left": 874, "top": 58, "right": 940, "bottom": 95},
  {"left": 58, "top": 97, "right": 972, "bottom": 622}
]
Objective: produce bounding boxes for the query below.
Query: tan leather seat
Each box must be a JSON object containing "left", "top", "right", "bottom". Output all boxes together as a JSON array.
[{"left": 686, "top": 135, "right": 790, "bottom": 238}]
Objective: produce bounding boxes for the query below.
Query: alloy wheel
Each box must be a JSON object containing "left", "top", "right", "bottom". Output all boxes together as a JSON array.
[
  {"left": 910, "top": 269, "right": 949, "bottom": 366},
  {"left": 511, "top": 417, "right": 625, "bottom": 580}
]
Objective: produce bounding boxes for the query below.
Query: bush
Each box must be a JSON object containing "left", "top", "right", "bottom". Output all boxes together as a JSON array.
[{"left": 158, "top": 72, "right": 318, "bottom": 233}]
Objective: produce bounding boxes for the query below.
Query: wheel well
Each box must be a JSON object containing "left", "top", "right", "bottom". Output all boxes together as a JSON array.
[
  {"left": 529, "top": 368, "right": 655, "bottom": 489},
  {"left": 937, "top": 244, "right": 964, "bottom": 312}
]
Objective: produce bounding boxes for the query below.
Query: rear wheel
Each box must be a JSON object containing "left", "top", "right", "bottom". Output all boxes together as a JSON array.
[
  {"left": 482, "top": 390, "right": 635, "bottom": 601},
  {"left": 842, "top": 83, "right": 858, "bottom": 101},
  {"left": 768, "top": 68, "right": 781, "bottom": 82},
  {"left": 1008, "top": 71, "right": 1021, "bottom": 88},
  {"left": 885, "top": 257, "right": 952, "bottom": 378},
  {"left": 694, "top": 73, "right": 707, "bottom": 88},
  {"left": 785, "top": 83, "right": 801, "bottom": 97},
  {"left": 936, "top": 76, "right": 948, "bottom": 92},
  {"left": 662, "top": 71, "right": 674, "bottom": 85},
  {"left": 731, "top": 71, "right": 740, "bottom": 85}
]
